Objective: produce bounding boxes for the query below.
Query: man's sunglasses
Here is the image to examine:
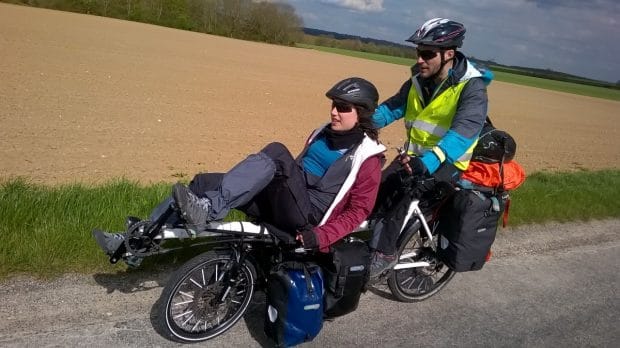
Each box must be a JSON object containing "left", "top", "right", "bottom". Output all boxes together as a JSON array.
[
  {"left": 416, "top": 49, "right": 439, "bottom": 61},
  {"left": 332, "top": 100, "right": 354, "bottom": 113}
]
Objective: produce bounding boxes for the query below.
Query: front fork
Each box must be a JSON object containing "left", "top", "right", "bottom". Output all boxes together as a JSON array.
[
  {"left": 393, "top": 200, "right": 435, "bottom": 270},
  {"left": 214, "top": 241, "right": 250, "bottom": 304}
]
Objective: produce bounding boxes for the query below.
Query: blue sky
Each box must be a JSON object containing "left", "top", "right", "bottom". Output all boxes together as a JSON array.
[{"left": 280, "top": 0, "right": 620, "bottom": 83}]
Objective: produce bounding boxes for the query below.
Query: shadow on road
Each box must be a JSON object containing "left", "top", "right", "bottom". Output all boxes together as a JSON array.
[
  {"left": 242, "top": 291, "right": 279, "bottom": 347},
  {"left": 92, "top": 265, "right": 175, "bottom": 294},
  {"left": 366, "top": 280, "right": 396, "bottom": 300}
]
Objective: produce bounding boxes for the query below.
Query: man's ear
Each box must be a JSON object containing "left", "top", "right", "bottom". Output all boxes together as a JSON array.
[{"left": 443, "top": 49, "right": 456, "bottom": 60}]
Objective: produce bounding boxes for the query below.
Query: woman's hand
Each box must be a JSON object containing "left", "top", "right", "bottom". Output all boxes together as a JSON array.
[{"left": 297, "top": 226, "right": 318, "bottom": 249}]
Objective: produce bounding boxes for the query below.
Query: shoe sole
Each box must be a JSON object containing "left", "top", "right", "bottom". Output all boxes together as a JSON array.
[{"left": 369, "top": 260, "right": 398, "bottom": 282}]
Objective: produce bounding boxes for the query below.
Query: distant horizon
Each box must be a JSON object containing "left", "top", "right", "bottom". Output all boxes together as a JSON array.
[
  {"left": 287, "top": 0, "right": 619, "bottom": 84},
  {"left": 302, "top": 27, "right": 609, "bottom": 84}
]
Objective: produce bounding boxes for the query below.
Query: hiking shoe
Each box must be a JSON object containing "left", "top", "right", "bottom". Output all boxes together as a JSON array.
[
  {"left": 92, "top": 229, "right": 125, "bottom": 256},
  {"left": 172, "top": 183, "right": 211, "bottom": 227},
  {"left": 369, "top": 251, "right": 398, "bottom": 278}
]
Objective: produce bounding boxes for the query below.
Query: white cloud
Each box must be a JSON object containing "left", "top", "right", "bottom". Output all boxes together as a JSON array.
[{"left": 320, "top": 0, "right": 384, "bottom": 12}]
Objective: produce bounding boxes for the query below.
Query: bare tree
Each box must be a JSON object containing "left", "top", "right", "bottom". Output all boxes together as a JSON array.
[{"left": 98, "top": 0, "right": 110, "bottom": 16}]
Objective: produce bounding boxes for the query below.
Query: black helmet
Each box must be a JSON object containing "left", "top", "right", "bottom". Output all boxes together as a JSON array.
[
  {"left": 325, "top": 77, "right": 379, "bottom": 111},
  {"left": 406, "top": 18, "right": 466, "bottom": 48}
]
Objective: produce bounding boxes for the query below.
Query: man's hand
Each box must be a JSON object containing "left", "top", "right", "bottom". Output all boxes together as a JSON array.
[
  {"left": 399, "top": 153, "right": 411, "bottom": 174},
  {"left": 399, "top": 153, "right": 428, "bottom": 176}
]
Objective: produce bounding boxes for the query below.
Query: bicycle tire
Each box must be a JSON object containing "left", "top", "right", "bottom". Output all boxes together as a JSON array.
[
  {"left": 155, "top": 250, "right": 256, "bottom": 342},
  {"left": 387, "top": 223, "right": 455, "bottom": 302}
]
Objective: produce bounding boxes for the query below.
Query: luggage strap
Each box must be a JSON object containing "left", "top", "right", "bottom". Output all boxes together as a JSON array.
[{"left": 282, "top": 261, "right": 314, "bottom": 294}]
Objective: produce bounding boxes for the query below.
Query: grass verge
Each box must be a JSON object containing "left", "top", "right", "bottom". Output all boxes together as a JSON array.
[
  {"left": 1, "top": 170, "right": 619, "bottom": 279},
  {"left": 297, "top": 44, "right": 620, "bottom": 101}
]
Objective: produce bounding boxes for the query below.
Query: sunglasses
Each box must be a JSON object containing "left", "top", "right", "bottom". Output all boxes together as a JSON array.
[
  {"left": 416, "top": 48, "right": 439, "bottom": 61},
  {"left": 332, "top": 100, "right": 354, "bottom": 113}
]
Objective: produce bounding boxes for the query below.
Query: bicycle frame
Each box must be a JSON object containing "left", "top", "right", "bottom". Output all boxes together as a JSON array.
[
  {"left": 393, "top": 198, "right": 435, "bottom": 270},
  {"left": 112, "top": 197, "right": 440, "bottom": 274},
  {"left": 152, "top": 200, "right": 434, "bottom": 273}
]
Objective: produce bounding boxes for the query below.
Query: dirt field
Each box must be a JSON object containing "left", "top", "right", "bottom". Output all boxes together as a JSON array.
[{"left": 1, "top": 3, "right": 619, "bottom": 185}]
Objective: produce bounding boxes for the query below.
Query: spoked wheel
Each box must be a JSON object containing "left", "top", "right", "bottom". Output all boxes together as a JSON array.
[
  {"left": 387, "top": 227, "right": 454, "bottom": 302},
  {"left": 156, "top": 250, "right": 256, "bottom": 342}
]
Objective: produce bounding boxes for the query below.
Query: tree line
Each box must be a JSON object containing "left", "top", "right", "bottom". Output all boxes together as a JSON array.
[
  {"left": 7, "top": 0, "right": 412, "bottom": 56},
  {"left": 298, "top": 34, "right": 416, "bottom": 58},
  {"left": 6, "top": 0, "right": 304, "bottom": 45}
]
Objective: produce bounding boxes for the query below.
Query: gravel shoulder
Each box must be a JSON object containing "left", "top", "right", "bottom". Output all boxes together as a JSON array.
[{"left": 1, "top": 219, "right": 618, "bottom": 347}]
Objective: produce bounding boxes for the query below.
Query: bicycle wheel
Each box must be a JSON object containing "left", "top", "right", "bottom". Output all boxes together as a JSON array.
[
  {"left": 156, "top": 250, "right": 256, "bottom": 342},
  {"left": 387, "top": 225, "right": 455, "bottom": 302}
]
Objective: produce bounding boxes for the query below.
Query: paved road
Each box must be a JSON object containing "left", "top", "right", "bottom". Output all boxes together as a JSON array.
[{"left": 1, "top": 219, "right": 618, "bottom": 347}]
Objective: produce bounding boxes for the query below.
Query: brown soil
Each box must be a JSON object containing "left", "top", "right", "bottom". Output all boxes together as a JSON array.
[{"left": 2, "top": 4, "right": 619, "bottom": 185}]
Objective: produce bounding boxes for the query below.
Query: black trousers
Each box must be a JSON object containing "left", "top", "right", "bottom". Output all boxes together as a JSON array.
[
  {"left": 189, "top": 142, "right": 320, "bottom": 233},
  {"left": 370, "top": 156, "right": 461, "bottom": 255}
]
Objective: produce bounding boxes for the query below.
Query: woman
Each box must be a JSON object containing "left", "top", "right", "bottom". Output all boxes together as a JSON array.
[{"left": 94, "top": 77, "right": 385, "bottom": 253}]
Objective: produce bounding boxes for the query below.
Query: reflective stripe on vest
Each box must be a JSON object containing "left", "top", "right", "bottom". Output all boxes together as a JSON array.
[{"left": 404, "top": 78, "right": 475, "bottom": 171}]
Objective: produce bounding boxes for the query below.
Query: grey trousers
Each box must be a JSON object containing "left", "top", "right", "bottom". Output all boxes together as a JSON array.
[{"left": 173, "top": 142, "right": 320, "bottom": 232}]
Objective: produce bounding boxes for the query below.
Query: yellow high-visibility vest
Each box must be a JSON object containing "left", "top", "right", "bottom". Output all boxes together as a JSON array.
[{"left": 403, "top": 79, "right": 476, "bottom": 171}]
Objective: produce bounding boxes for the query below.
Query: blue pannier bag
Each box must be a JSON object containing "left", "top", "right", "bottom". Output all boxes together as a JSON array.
[{"left": 264, "top": 261, "right": 324, "bottom": 347}]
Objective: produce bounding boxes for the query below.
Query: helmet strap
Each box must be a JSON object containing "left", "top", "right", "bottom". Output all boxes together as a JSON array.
[{"left": 431, "top": 49, "right": 455, "bottom": 83}]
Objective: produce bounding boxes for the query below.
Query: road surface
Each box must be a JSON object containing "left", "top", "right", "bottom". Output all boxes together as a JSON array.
[{"left": 1, "top": 219, "right": 618, "bottom": 347}]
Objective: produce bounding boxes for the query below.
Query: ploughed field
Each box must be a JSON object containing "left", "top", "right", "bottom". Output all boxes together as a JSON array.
[{"left": 2, "top": 3, "right": 619, "bottom": 185}]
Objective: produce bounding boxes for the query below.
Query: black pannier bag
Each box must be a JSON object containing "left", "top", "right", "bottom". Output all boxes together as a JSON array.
[
  {"left": 436, "top": 188, "right": 507, "bottom": 272},
  {"left": 318, "top": 236, "right": 370, "bottom": 318}
]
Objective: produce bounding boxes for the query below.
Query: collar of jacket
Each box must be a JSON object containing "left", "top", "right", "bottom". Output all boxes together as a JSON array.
[
  {"left": 301, "top": 123, "right": 386, "bottom": 226},
  {"left": 305, "top": 123, "right": 385, "bottom": 156}
]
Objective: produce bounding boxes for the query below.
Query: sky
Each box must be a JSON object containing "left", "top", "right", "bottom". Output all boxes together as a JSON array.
[{"left": 277, "top": 0, "right": 620, "bottom": 83}]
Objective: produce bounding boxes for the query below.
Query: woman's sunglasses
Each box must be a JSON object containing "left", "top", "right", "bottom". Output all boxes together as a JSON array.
[
  {"left": 332, "top": 100, "right": 354, "bottom": 113},
  {"left": 416, "top": 48, "right": 439, "bottom": 61}
]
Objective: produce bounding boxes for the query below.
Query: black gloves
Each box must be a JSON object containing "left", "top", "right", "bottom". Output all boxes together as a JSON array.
[
  {"left": 408, "top": 156, "right": 428, "bottom": 176},
  {"left": 400, "top": 157, "right": 434, "bottom": 199},
  {"left": 298, "top": 226, "right": 318, "bottom": 249}
]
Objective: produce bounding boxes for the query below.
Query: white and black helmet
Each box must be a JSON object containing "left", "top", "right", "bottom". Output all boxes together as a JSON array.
[
  {"left": 325, "top": 77, "right": 379, "bottom": 111},
  {"left": 407, "top": 18, "right": 466, "bottom": 48}
]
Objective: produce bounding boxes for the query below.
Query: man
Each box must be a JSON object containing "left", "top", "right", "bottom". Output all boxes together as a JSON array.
[{"left": 369, "top": 18, "right": 491, "bottom": 277}]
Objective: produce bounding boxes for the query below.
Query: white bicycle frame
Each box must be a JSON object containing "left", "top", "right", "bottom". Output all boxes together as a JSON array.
[
  {"left": 393, "top": 198, "right": 434, "bottom": 270},
  {"left": 150, "top": 198, "right": 434, "bottom": 270}
]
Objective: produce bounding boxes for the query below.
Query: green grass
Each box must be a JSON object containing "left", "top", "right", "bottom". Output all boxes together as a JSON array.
[
  {"left": 298, "top": 44, "right": 620, "bottom": 101},
  {"left": 1, "top": 170, "right": 619, "bottom": 278},
  {"left": 296, "top": 43, "right": 416, "bottom": 66},
  {"left": 492, "top": 71, "right": 620, "bottom": 100},
  {"left": 508, "top": 170, "right": 620, "bottom": 225},
  {"left": 0, "top": 178, "right": 170, "bottom": 278}
]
